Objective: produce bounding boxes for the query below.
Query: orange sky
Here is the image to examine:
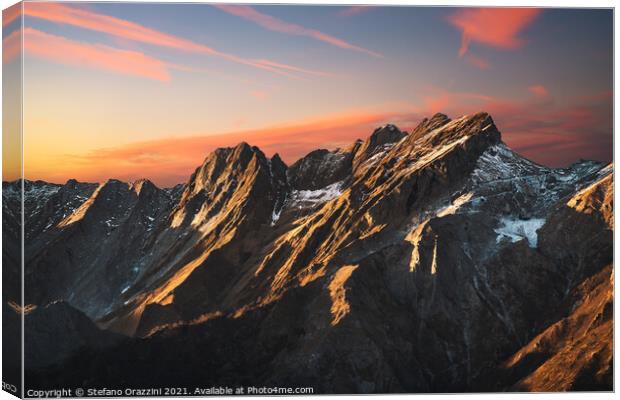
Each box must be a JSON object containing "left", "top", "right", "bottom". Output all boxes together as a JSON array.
[
  {"left": 2, "top": 4, "right": 613, "bottom": 187},
  {"left": 22, "top": 86, "right": 612, "bottom": 187}
]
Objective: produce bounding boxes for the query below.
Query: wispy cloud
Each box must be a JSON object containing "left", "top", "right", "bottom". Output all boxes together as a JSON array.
[
  {"left": 528, "top": 84, "right": 549, "bottom": 98},
  {"left": 213, "top": 4, "right": 383, "bottom": 58},
  {"left": 420, "top": 89, "right": 493, "bottom": 114},
  {"left": 166, "top": 62, "right": 280, "bottom": 87},
  {"left": 2, "top": 3, "right": 23, "bottom": 65},
  {"left": 2, "top": 3, "right": 21, "bottom": 27},
  {"left": 464, "top": 54, "right": 490, "bottom": 70},
  {"left": 18, "top": 28, "right": 170, "bottom": 81},
  {"left": 337, "top": 6, "right": 372, "bottom": 18},
  {"left": 23, "top": 2, "right": 327, "bottom": 77},
  {"left": 448, "top": 8, "right": 541, "bottom": 56},
  {"left": 250, "top": 90, "right": 269, "bottom": 100},
  {"left": 253, "top": 59, "right": 333, "bottom": 78},
  {"left": 3, "top": 30, "right": 21, "bottom": 64}
]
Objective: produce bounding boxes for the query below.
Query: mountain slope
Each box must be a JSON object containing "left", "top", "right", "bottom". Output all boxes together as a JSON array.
[
  {"left": 475, "top": 171, "right": 613, "bottom": 391},
  {"left": 6, "top": 112, "right": 612, "bottom": 393}
]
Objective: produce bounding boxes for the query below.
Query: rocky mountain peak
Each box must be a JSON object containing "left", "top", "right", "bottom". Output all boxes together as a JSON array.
[
  {"left": 131, "top": 179, "right": 159, "bottom": 196},
  {"left": 56, "top": 179, "right": 135, "bottom": 229},
  {"left": 269, "top": 153, "right": 288, "bottom": 183},
  {"left": 96, "top": 179, "right": 136, "bottom": 200},
  {"left": 64, "top": 178, "right": 81, "bottom": 189},
  {"left": 184, "top": 142, "right": 267, "bottom": 197},
  {"left": 353, "top": 123, "right": 406, "bottom": 168},
  {"left": 287, "top": 148, "right": 354, "bottom": 191},
  {"left": 270, "top": 153, "right": 286, "bottom": 168},
  {"left": 429, "top": 111, "right": 450, "bottom": 123},
  {"left": 371, "top": 123, "right": 404, "bottom": 139},
  {"left": 369, "top": 123, "right": 406, "bottom": 146},
  {"left": 424, "top": 112, "right": 498, "bottom": 145},
  {"left": 102, "top": 178, "right": 129, "bottom": 186},
  {"left": 230, "top": 141, "right": 259, "bottom": 164},
  {"left": 409, "top": 112, "right": 452, "bottom": 141}
]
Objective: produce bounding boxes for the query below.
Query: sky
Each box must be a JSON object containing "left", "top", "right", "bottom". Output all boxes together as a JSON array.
[{"left": 2, "top": 3, "right": 613, "bottom": 186}]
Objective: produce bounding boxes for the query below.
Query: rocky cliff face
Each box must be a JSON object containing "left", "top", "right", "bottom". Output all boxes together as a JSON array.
[{"left": 4, "top": 112, "right": 612, "bottom": 392}]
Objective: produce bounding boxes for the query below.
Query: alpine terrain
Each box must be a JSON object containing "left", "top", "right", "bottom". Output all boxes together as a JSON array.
[{"left": 3, "top": 112, "right": 613, "bottom": 393}]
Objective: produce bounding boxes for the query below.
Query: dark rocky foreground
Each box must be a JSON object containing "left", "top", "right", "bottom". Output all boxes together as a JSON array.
[{"left": 3, "top": 112, "right": 613, "bottom": 393}]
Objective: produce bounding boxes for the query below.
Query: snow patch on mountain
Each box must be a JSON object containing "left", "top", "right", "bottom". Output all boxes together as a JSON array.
[
  {"left": 471, "top": 144, "right": 548, "bottom": 183},
  {"left": 25, "top": 183, "right": 61, "bottom": 200},
  {"left": 366, "top": 143, "right": 396, "bottom": 165},
  {"left": 270, "top": 195, "right": 287, "bottom": 226},
  {"left": 289, "top": 181, "right": 344, "bottom": 207},
  {"left": 494, "top": 217, "right": 545, "bottom": 248},
  {"left": 271, "top": 207, "right": 283, "bottom": 226}
]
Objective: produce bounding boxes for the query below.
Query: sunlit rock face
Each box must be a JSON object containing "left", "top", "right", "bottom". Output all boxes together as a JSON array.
[{"left": 8, "top": 112, "right": 612, "bottom": 392}]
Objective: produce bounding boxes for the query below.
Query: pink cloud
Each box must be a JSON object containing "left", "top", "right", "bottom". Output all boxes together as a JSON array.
[
  {"left": 253, "top": 59, "right": 333, "bottom": 78},
  {"left": 337, "top": 6, "right": 372, "bottom": 18},
  {"left": 3, "top": 30, "right": 21, "bottom": 65},
  {"left": 213, "top": 4, "right": 383, "bottom": 58},
  {"left": 464, "top": 54, "right": 491, "bottom": 69},
  {"left": 22, "top": 2, "right": 327, "bottom": 78},
  {"left": 21, "top": 28, "right": 170, "bottom": 81},
  {"left": 528, "top": 84, "right": 549, "bottom": 98},
  {"left": 420, "top": 89, "right": 493, "bottom": 113},
  {"left": 448, "top": 8, "right": 541, "bottom": 56},
  {"left": 250, "top": 90, "right": 269, "bottom": 100},
  {"left": 3, "top": 3, "right": 21, "bottom": 27},
  {"left": 422, "top": 93, "right": 454, "bottom": 114},
  {"left": 25, "top": 3, "right": 204, "bottom": 52}
]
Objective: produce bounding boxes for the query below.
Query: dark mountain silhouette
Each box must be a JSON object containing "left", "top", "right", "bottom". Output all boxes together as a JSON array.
[{"left": 4, "top": 112, "right": 612, "bottom": 393}]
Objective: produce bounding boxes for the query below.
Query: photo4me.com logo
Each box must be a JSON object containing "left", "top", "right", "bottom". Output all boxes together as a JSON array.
[
  {"left": 2, "top": 382, "right": 18, "bottom": 394},
  {"left": 246, "top": 386, "right": 314, "bottom": 395}
]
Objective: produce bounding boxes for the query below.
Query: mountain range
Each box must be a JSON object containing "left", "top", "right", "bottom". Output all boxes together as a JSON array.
[{"left": 3, "top": 112, "right": 613, "bottom": 393}]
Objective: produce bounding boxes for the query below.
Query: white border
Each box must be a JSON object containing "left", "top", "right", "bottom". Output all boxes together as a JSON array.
[{"left": 0, "top": 1, "right": 616, "bottom": 400}]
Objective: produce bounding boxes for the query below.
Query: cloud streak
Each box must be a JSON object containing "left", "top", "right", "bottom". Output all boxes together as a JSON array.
[
  {"left": 16, "top": 28, "right": 170, "bottom": 81},
  {"left": 2, "top": 2, "right": 21, "bottom": 27},
  {"left": 3, "top": 29, "right": 21, "bottom": 65},
  {"left": 338, "top": 6, "right": 372, "bottom": 17},
  {"left": 23, "top": 2, "right": 328, "bottom": 77},
  {"left": 464, "top": 54, "right": 490, "bottom": 69},
  {"left": 337, "top": 6, "right": 372, "bottom": 18},
  {"left": 528, "top": 84, "right": 549, "bottom": 98},
  {"left": 448, "top": 8, "right": 541, "bottom": 56},
  {"left": 252, "top": 59, "right": 333, "bottom": 77},
  {"left": 213, "top": 4, "right": 383, "bottom": 58},
  {"left": 250, "top": 90, "right": 269, "bottom": 100}
]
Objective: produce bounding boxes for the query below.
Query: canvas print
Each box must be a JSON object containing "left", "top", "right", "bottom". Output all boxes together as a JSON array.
[{"left": 2, "top": 2, "right": 614, "bottom": 397}]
